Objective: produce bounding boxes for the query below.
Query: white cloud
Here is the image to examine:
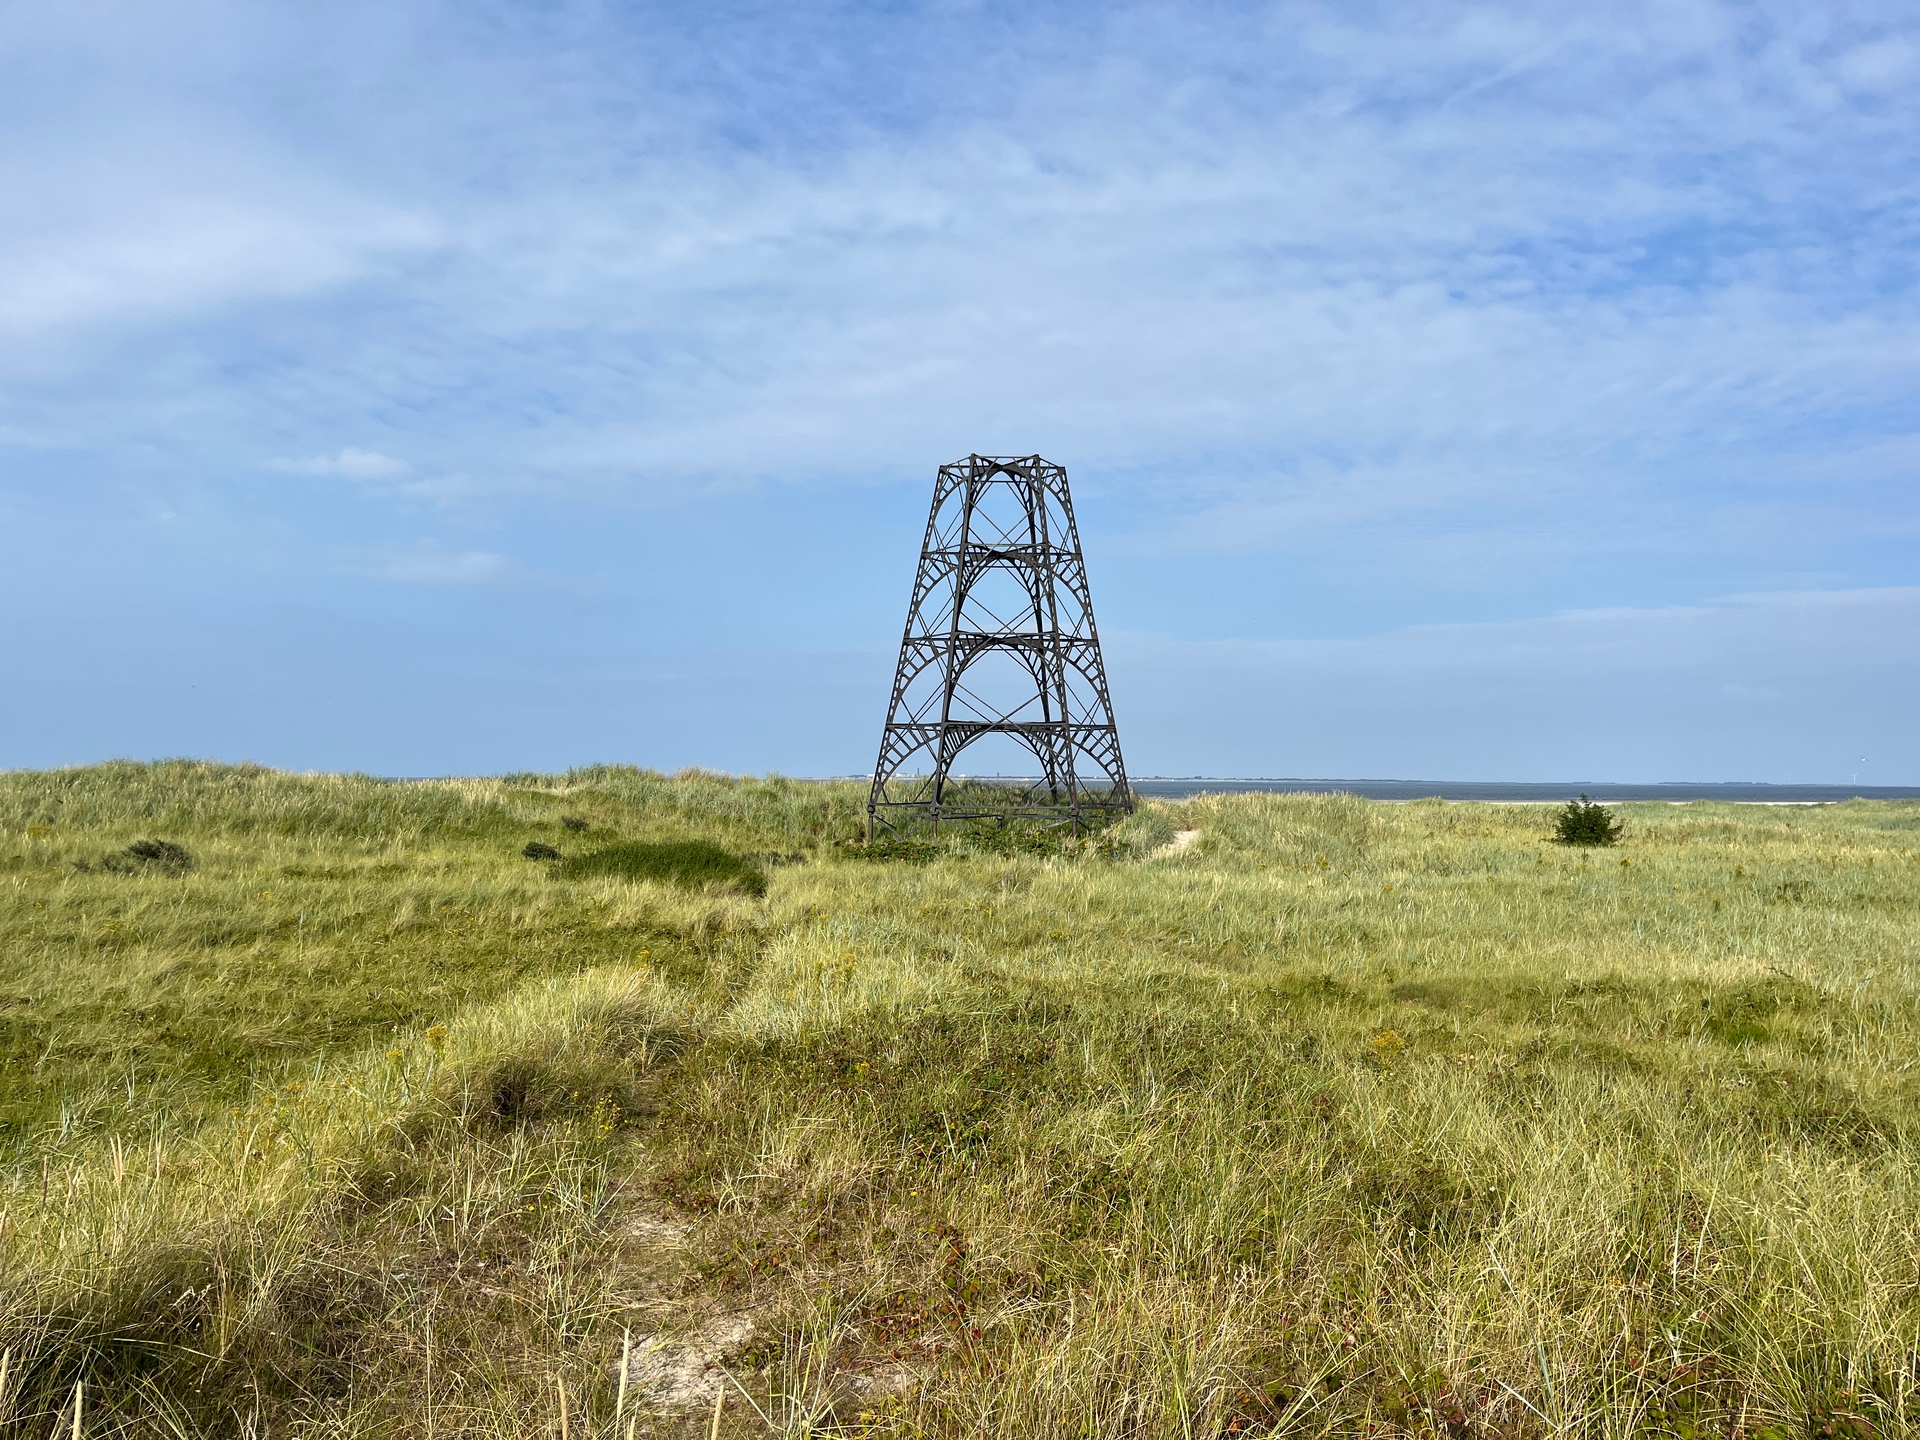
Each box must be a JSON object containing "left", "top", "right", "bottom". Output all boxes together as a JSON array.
[
  {"left": 274, "top": 447, "right": 412, "bottom": 480},
  {"left": 389, "top": 473, "right": 484, "bottom": 502},
  {"left": 373, "top": 543, "right": 522, "bottom": 587},
  {"left": 0, "top": 132, "right": 437, "bottom": 365},
  {"left": 1837, "top": 37, "right": 1917, "bottom": 92}
]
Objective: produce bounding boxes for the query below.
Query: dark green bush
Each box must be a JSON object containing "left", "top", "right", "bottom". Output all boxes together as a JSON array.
[
  {"left": 1553, "top": 795, "right": 1624, "bottom": 847},
  {"left": 90, "top": 839, "right": 196, "bottom": 874},
  {"left": 557, "top": 840, "right": 767, "bottom": 895}
]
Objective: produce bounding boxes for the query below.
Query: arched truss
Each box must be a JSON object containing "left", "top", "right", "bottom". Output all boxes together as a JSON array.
[{"left": 867, "top": 454, "right": 1132, "bottom": 835}]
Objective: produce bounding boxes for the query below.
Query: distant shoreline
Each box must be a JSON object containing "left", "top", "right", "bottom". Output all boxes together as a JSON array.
[
  {"left": 830, "top": 776, "right": 1920, "bottom": 803},
  {"left": 351, "top": 773, "right": 1920, "bottom": 803},
  {"left": 1129, "top": 779, "right": 1920, "bottom": 803}
]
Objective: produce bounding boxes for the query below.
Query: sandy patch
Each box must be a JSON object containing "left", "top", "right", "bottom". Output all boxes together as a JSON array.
[
  {"left": 620, "top": 1314, "right": 757, "bottom": 1409},
  {"left": 625, "top": 1214, "right": 692, "bottom": 1246},
  {"left": 843, "top": 1360, "right": 925, "bottom": 1399}
]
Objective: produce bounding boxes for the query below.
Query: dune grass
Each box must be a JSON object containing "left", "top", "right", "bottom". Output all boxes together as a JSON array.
[{"left": 1, "top": 762, "right": 1917, "bottom": 1438}]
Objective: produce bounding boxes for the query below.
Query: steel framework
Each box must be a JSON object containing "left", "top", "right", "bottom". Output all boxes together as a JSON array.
[{"left": 867, "top": 454, "right": 1132, "bottom": 836}]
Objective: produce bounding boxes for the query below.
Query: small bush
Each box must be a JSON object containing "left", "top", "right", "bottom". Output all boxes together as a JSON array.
[
  {"left": 558, "top": 840, "right": 767, "bottom": 895},
  {"left": 522, "top": 841, "right": 561, "bottom": 861},
  {"left": 1553, "top": 795, "right": 1624, "bottom": 847},
  {"left": 99, "top": 839, "right": 195, "bottom": 873}
]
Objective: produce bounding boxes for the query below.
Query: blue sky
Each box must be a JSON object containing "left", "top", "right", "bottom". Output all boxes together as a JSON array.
[{"left": 3, "top": 0, "right": 1916, "bottom": 782}]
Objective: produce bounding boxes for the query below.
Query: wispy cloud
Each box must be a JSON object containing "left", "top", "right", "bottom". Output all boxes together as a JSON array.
[
  {"left": 0, "top": 108, "right": 435, "bottom": 360},
  {"left": 5, "top": 1, "right": 1914, "bottom": 533},
  {"left": 359, "top": 540, "right": 601, "bottom": 595},
  {"left": 273, "top": 451, "right": 488, "bottom": 504},
  {"left": 274, "top": 448, "right": 411, "bottom": 480},
  {"left": 371, "top": 543, "right": 524, "bottom": 587}
]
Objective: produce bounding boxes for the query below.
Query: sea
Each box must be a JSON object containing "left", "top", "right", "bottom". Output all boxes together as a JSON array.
[{"left": 1125, "top": 779, "right": 1920, "bottom": 803}]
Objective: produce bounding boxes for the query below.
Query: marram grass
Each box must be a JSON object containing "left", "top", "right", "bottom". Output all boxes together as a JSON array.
[{"left": 1, "top": 762, "right": 1917, "bottom": 1438}]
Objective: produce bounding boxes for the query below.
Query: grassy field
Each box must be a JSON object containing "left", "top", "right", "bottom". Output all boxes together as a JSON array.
[{"left": 2, "top": 762, "right": 1917, "bottom": 1439}]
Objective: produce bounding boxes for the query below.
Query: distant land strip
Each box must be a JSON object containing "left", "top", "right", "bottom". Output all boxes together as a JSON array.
[
  {"left": 358, "top": 775, "right": 1920, "bottom": 803},
  {"left": 822, "top": 777, "right": 1920, "bottom": 803},
  {"left": 1130, "top": 779, "right": 1920, "bottom": 803}
]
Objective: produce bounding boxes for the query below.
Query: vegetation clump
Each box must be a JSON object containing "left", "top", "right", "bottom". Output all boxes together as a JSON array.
[
  {"left": 846, "top": 799, "right": 1125, "bottom": 864},
  {"left": 521, "top": 840, "right": 561, "bottom": 860},
  {"left": 1553, "top": 792, "right": 1625, "bottom": 846},
  {"left": 98, "top": 837, "right": 195, "bottom": 873},
  {"left": 840, "top": 833, "right": 944, "bottom": 863},
  {"left": 558, "top": 838, "right": 766, "bottom": 895}
]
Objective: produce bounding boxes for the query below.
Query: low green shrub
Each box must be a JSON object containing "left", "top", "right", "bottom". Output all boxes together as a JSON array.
[
  {"left": 839, "top": 834, "right": 945, "bottom": 863},
  {"left": 556, "top": 839, "right": 767, "bottom": 894},
  {"left": 1553, "top": 794, "right": 1625, "bottom": 846},
  {"left": 84, "top": 838, "right": 197, "bottom": 874}
]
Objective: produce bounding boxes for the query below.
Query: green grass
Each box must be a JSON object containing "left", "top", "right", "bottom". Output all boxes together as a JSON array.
[
  {"left": 558, "top": 840, "right": 769, "bottom": 895},
  {"left": 1, "top": 762, "right": 1918, "bottom": 1438}
]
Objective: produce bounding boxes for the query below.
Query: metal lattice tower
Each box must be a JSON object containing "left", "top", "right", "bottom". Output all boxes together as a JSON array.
[{"left": 867, "top": 454, "right": 1131, "bottom": 837}]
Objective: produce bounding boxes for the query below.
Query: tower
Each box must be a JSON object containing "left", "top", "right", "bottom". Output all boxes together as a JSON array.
[{"left": 867, "top": 454, "right": 1131, "bottom": 837}]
